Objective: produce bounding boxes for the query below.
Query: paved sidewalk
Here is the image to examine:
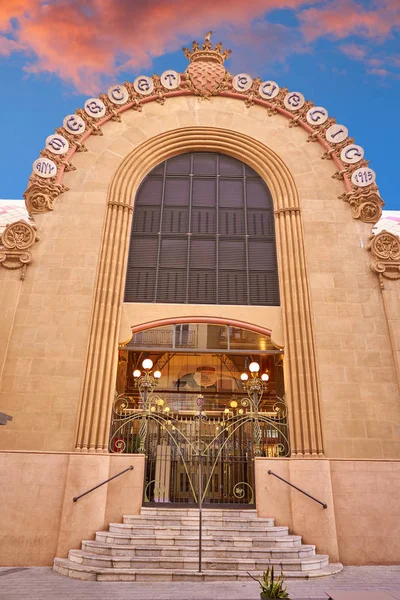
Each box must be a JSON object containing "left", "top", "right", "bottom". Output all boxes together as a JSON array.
[{"left": 1, "top": 566, "right": 400, "bottom": 599}]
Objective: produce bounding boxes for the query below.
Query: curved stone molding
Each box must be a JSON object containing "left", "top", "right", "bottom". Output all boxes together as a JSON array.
[
  {"left": 74, "top": 127, "right": 324, "bottom": 457},
  {"left": 23, "top": 33, "right": 382, "bottom": 224},
  {"left": 0, "top": 220, "right": 39, "bottom": 279},
  {"left": 368, "top": 230, "right": 400, "bottom": 288}
]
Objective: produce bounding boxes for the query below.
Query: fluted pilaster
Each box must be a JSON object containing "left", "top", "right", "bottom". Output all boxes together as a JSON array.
[{"left": 75, "top": 127, "right": 324, "bottom": 455}]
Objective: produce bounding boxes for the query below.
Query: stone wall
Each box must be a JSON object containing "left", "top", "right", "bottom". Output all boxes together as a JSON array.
[
  {"left": 0, "top": 451, "right": 144, "bottom": 566},
  {"left": 256, "top": 457, "right": 400, "bottom": 565},
  {"left": 0, "top": 94, "right": 398, "bottom": 456},
  {"left": 1, "top": 454, "right": 398, "bottom": 566}
]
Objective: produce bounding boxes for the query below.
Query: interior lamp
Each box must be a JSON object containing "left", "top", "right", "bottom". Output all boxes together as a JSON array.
[{"left": 142, "top": 358, "right": 153, "bottom": 370}]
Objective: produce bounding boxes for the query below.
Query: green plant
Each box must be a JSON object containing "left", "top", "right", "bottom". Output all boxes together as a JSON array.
[{"left": 248, "top": 567, "right": 290, "bottom": 599}]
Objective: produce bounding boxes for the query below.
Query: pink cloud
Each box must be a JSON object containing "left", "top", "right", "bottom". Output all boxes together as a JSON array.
[
  {"left": 300, "top": 0, "right": 400, "bottom": 41},
  {"left": 339, "top": 42, "right": 367, "bottom": 60},
  {"left": 0, "top": 0, "right": 320, "bottom": 92},
  {"left": 368, "top": 58, "right": 384, "bottom": 67},
  {"left": 0, "top": 35, "right": 20, "bottom": 55},
  {"left": 0, "top": 0, "right": 399, "bottom": 92},
  {"left": 367, "top": 67, "right": 399, "bottom": 78}
]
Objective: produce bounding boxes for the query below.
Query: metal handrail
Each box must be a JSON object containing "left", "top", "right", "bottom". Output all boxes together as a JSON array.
[
  {"left": 267, "top": 470, "right": 327, "bottom": 509},
  {"left": 73, "top": 465, "right": 134, "bottom": 502}
]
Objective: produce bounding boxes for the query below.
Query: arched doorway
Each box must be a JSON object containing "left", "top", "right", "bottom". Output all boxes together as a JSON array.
[{"left": 110, "top": 320, "right": 289, "bottom": 507}]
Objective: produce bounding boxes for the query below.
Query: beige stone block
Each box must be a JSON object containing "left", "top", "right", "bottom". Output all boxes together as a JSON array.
[
  {"left": 355, "top": 351, "right": 383, "bottom": 367},
  {"left": 347, "top": 401, "right": 376, "bottom": 421},
  {"left": 365, "top": 420, "right": 393, "bottom": 438},
  {"left": 313, "top": 303, "right": 337, "bottom": 318},
  {"left": 33, "top": 412, "right": 63, "bottom": 432},
  {"left": 345, "top": 365, "right": 373, "bottom": 383},
  {"left": 352, "top": 439, "right": 383, "bottom": 458},
  {"left": 46, "top": 431, "right": 75, "bottom": 451},
  {"left": 325, "top": 439, "right": 355, "bottom": 458},
  {"left": 318, "top": 349, "right": 356, "bottom": 367},
  {"left": 381, "top": 440, "right": 400, "bottom": 459},
  {"left": 315, "top": 332, "right": 343, "bottom": 350}
]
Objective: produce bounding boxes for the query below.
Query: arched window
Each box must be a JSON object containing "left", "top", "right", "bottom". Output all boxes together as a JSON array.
[{"left": 124, "top": 152, "right": 280, "bottom": 306}]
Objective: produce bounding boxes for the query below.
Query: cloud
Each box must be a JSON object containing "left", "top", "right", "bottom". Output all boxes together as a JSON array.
[
  {"left": 0, "top": 0, "right": 399, "bottom": 92},
  {"left": 299, "top": 0, "right": 400, "bottom": 42},
  {"left": 339, "top": 42, "right": 366, "bottom": 60},
  {"left": 367, "top": 67, "right": 400, "bottom": 79},
  {"left": 0, "top": 35, "right": 21, "bottom": 55},
  {"left": 0, "top": 0, "right": 317, "bottom": 91}
]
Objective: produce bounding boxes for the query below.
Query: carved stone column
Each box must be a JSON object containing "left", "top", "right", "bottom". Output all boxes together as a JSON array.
[
  {"left": 75, "top": 202, "right": 133, "bottom": 452},
  {"left": 274, "top": 206, "right": 324, "bottom": 455}
]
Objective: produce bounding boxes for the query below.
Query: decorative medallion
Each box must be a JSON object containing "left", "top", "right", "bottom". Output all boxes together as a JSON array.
[
  {"left": 258, "top": 81, "right": 280, "bottom": 100},
  {"left": 325, "top": 124, "right": 348, "bottom": 144},
  {"left": 232, "top": 73, "right": 253, "bottom": 93},
  {"left": 368, "top": 230, "right": 400, "bottom": 288},
  {"left": 63, "top": 114, "right": 86, "bottom": 135},
  {"left": 306, "top": 106, "right": 328, "bottom": 126},
  {"left": 340, "top": 144, "right": 364, "bottom": 164},
  {"left": 193, "top": 366, "right": 218, "bottom": 387},
  {"left": 32, "top": 157, "right": 57, "bottom": 179},
  {"left": 351, "top": 167, "right": 376, "bottom": 188},
  {"left": 108, "top": 85, "right": 129, "bottom": 105},
  {"left": 183, "top": 31, "right": 231, "bottom": 98},
  {"left": 0, "top": 220, "right": 39, "bottom": 279},
  {"left": 46, "top": 134, "right": 69, "bottom": 155},
  {"left": 84, "top": 98, "right": 106, "bottom": 118},
  {"left": 284, "top": 92, "right": 305, "bottom": 111},
  {"left": 133, "top": 76, "right": 154, "bottom": 96},
  {"left": 160, "top": 70, "right": 181, "bottom": 90}
]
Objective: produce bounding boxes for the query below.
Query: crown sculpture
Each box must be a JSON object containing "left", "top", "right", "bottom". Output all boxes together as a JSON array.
[{"left": 183, "top": 31, "right": 232, "bottom": 98}]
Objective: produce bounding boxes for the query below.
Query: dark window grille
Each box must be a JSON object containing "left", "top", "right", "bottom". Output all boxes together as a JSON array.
[{"left": 125, "top": 153, "right": 280, "bottom": 306}]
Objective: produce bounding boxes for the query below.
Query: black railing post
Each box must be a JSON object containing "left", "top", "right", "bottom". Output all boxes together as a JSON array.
[{"left": 197, "top": 395, "right": 204, "bottom": 573}]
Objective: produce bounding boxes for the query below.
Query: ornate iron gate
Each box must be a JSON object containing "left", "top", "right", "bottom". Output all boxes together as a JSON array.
[{"left": 109, "top": 394, "right": 290, "bottom": 507}]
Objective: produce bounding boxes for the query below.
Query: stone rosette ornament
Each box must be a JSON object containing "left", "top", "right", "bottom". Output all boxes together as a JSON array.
[
  {"left": 368, "top": 230, "right": 400, "bottom": 288},
  {"left": 0, "top": 220, "right": 39, "bottom": 279}
]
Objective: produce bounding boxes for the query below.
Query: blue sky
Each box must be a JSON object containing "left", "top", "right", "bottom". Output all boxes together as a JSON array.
[{"left": 0, "top": 0, "right": 399, "bottom": 209}]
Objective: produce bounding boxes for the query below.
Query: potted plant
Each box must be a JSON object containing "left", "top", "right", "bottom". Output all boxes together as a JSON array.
[{"left": 248, "top": 567, "right": 290, "bottom": 599}]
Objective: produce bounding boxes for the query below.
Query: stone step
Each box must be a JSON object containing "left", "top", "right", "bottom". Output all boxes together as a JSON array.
[
  {"left": 82, "top": 540, "right": 316, "bottom": 559},
  {"left": 54, "top": 558, "right": 343, "bottom": 582},
  {"left": 68, "top": 549, "right": 330, "bottom": 572},
  {"left": 95, "top": 531, "right": 303, "bottom": 548},
  {"left": 123, "top": 515, "right": 275, "bottom": 527},
  {"left": 140, "top": 508, "right": 259, "bottom": 519},
  {"left": 108, "top": 523, "right": 289, "bottom": 538}
]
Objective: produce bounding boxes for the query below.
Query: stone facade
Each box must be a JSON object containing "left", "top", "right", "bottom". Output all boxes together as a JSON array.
[{"left": 0, "top": 38, "right": 399, "bottom": 567}]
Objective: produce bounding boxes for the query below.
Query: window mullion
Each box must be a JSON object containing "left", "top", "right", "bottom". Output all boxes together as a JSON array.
[
  {"left": 154, "top": 161, "right": 167, "bottom": 302},
  {"left": 185, "top": 154, "right": 194, "bottom": 303},
  {"left": 216, "top": 154, "right": 219, "bottom": 304},
  {"left": 243, "top": 164, "right": 250, "bottom": 305}
]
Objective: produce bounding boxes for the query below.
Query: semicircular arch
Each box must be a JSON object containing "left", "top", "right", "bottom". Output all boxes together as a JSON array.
[{"left": 75, "top": 126, "right": 324, "bottom": 458}]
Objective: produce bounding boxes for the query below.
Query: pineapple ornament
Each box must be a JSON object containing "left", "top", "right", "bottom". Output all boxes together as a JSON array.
[{"left": 183, "top": 31, "right": 232, "bottom": 98}]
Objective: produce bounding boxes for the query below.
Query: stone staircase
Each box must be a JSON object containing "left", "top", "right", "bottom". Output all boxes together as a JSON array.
[{"left": 53, "top": 507, "right": 343, "bottom": 581}]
